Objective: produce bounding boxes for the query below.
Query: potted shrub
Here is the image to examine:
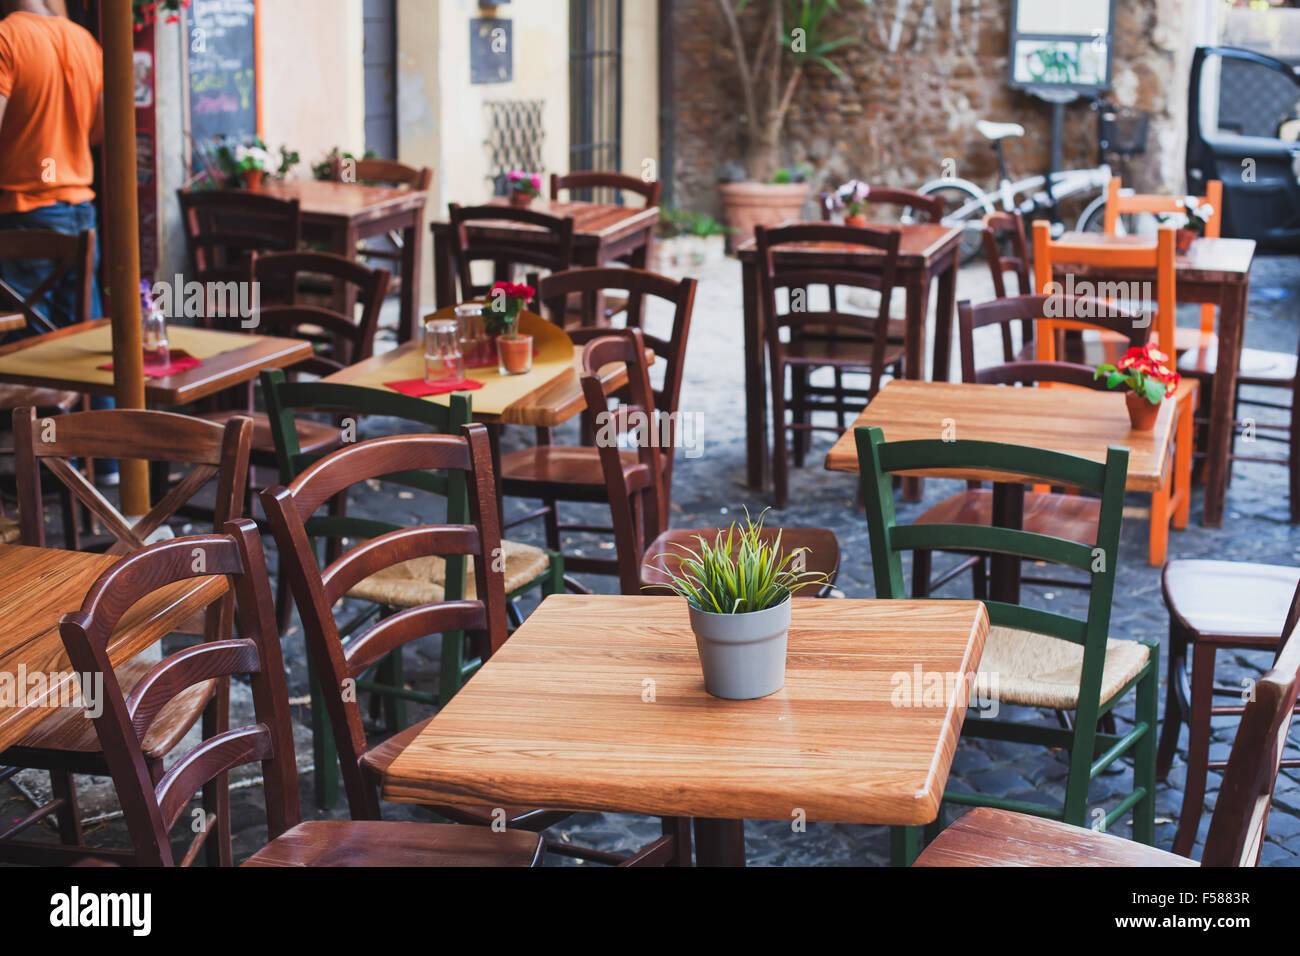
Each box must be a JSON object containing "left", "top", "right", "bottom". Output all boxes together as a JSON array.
[
  {"left": 1095, "top": 343, "right": 1181, "bottom": 431},
  {"left": 682, "top": 210, "right": 733, "bottom": 265},
  {"left": 207, "top": 136, "right": 296, "bottom": 189},
  {"left": 507, "top": 170, "right": 543, "bottom": 208},
  {"left": 487, "top": 280, "right": 534, "bottom": 375},
  {"left": 714, "top": 0, "right": 867, "bottom": 247},
  {"left": 650, "top": 511, "right": 829, "bottom": 700},
  {"left": 1160, "top": 196, "right": 1215, "bottom": 252},
  {"left": 825, "top": 179, "right": 871, "bottom": 226}
]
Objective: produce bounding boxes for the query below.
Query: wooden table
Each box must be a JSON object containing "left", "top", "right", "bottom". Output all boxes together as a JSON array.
[
  {"left": 322, "top": 310, "right": 635, "bottom": 427},
  {"left": 736, "top": 223, "right": 964, "bottom": 493},
  {"left": 825, "top": 379, "right": 1186, "bottom": 590},
  {"left": 1048, "top": 233, "right": 1256, "bottom": 527},
  {"left": 254, "top": 179, "right": 428, "bottom": 344},
  {"left": 0, "top": 544, "right": 226, "bottom": 751},
  {"left": 0, "top": 320, "right": 313, "bottom": 406},
  {"left": 430, "top": 199, "right": 659, "bottom": 310},
  {"left": 382, "top": 594, "right": 990, "bottom": 866}
]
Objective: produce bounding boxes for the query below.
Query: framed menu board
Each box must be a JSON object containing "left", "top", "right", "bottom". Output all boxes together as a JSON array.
[
  {"left": 187, "top": 0, "right": 260, "bottom": 167},
  {"left": 1009, "top": 0, "right": 1114, "bottom": 93}
]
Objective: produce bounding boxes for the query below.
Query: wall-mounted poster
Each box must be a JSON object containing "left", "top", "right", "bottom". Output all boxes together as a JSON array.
[{"left": 1009, "top": 0, "right": 1114, "bottom": 93}]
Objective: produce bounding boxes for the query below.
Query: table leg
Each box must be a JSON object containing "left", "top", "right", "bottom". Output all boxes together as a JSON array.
[
  {"left": 989, "top": 482, "right": 1025, "bottom": 605},
  {"left": 931, "top": 253, "right": 957, "bottom": 383},
  {"left": 742, "top": 257, "right": 767, "bottom": 491},
  {"left": 692, "top": 818, "right": 746, "bottom": 866},
  {"left": 1202, "top": 280, "right": 1248, "bottom": 527},
  {"left": 399, "top": 213, "right": 424, "bottom": 345},
  {"left": 902, "top": 271, "right": 931, "bottom": 502},
  {"left": 432, "top": 226, "right": 455, "bottom": 310}
]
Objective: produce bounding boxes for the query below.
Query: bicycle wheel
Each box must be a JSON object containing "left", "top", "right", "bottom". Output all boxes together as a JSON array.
[
  {"left": 1076, "top": 199, "right": 1138, "bottom": 236},
  {"left": 912, "top": 183, "right": 987, "bottom": 263}
]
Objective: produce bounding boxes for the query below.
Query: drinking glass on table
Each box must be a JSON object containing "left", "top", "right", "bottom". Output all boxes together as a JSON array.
[
  {"left": 454, "top": 302, "right": 487, "bottom": 366},
  {"left": 142, "top": 307, "right": 170, "bottom": 366},
  {"left": 424, "top": 319, "right": 463, "bottom": 382}
]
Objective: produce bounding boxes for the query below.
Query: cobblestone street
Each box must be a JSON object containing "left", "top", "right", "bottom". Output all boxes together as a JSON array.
[{"left": 5, "top": 252, "right": 1299, "bottom": 867}]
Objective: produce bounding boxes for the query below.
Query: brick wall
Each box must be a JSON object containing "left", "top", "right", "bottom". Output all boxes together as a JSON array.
[{"left": 669, "top": 0, "right": 1195, "bottom": 219}]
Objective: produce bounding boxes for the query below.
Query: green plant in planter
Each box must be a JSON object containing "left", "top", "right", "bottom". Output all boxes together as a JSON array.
[
  {"left": 767, "top": 162, "right": 813, "bottom": 186},
  {"left": 684, "top": 211, "right": 734, "bottom": 238},
  {"left": 650, "top": 509, "right": 829, "bottom": 613},
  {"left": 312, "top": 147, "right": 380, "bottom": 182}
]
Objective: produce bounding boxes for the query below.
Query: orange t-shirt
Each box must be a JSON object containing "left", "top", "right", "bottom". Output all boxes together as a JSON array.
[{"left": 0, "top": 12, "right": 103, "bottom": 214}]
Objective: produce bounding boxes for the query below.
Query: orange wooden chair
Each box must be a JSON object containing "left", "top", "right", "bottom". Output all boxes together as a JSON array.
[
  {"left": 1031, "top": 220, "right": 1195, "bottom": 565},
  {"left": 1103, "top": 177, "right": 1223, "bottom": 353}
]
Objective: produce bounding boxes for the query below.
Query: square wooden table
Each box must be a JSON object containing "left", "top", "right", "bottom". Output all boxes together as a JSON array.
[
  {"left": 430, "top": 199, "right": 659, "bottom": 310},
  {"left": 0, "top": 544, "right": 226, "bottom": 752},
  {"left": 254, "top": 179, "right": 428, "bottom": 344},
  {"left": 382, "top": 594, "right": 990, "bottom": 866},
  {"left": 1048, "top": 233, "right": 1255, "bottom": 527},
  {"left": 0, "top": 320, "right": 313, "bottom": 406},
  {"left": 736, "top": 223, "right": 964, "bottom": 493}
]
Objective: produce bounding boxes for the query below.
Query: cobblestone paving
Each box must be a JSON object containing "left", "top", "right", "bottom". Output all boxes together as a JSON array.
[{"left": 4, "top": 253, "right": 1299, "bottom": 867}]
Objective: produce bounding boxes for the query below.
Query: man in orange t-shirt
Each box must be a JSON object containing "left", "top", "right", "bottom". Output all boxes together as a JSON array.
[{"left": 0, "top": 0, "right": 104, "bottom": 331}]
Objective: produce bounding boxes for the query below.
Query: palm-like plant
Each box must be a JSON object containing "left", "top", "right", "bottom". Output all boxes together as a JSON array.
[{"left": 715, "top": 0, "right": 869, "bottom": 182}]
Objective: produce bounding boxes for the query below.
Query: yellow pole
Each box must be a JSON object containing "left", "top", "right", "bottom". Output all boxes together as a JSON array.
[{"left": 100, "top": 0, "right": 149, "bottom": 515}]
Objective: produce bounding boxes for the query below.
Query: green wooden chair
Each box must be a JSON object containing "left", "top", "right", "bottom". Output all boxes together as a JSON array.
[
  {"left": 260, "top": 369, "right": 564, "bottom": 807},
  {"left": 854, "top": 426, "right": 1158, "bottom": 864}
]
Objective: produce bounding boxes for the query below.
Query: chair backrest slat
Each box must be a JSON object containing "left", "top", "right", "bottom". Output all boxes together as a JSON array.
[
  {"left": 178, "top": 190, "right": 302, "bottom": 295},
  {"left": 550, "top": 170, "right": 660, "bottom": 207}
]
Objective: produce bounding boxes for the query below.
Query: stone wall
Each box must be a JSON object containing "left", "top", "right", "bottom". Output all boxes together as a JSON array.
[{"left": 670, "top": 0, "right": 1197, "bottom": 219}]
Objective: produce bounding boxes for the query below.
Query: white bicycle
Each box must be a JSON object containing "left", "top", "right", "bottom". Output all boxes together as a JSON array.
[{"left": 912, "top": 100, "right": 1146, "bottom": 261}]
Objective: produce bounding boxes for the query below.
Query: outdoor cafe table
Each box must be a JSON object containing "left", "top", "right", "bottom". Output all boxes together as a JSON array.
[
  {"left": 429, "top": 198, "right": 659, "bottom": 310},
  {"left": 1047, "top": 233, "right": 1256, "bottom": 528},
  {"left": 824, "top": 379, "right": 1184, "bottom": 595},
  {"left": 321, "top": 309, "right": 639, "bottom": 428},
  {"left": 0, "top": 543, "right": 226, "bottom": 752},
  {"left": 381, "top": 594, "right": 990, "bottom": 866},
  {"left": 735, "top": 223, "right": 964, "bottom": 494},
  {"left": 0, "top": 320, "right": 313, "bottom": 406},
  {"left": 253, "top": 178, "right": 428, "bottom": 344}
]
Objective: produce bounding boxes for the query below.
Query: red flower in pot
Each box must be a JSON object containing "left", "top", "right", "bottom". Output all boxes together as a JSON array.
[
  {"left": 487, "top": 281, "right": 535, "bottom": 375},
  {"left": 1095, "top": 344, "right": 1181, "bottom": 430}
]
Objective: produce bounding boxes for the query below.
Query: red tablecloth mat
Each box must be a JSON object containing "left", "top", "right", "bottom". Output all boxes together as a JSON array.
[{"left": 385, "top": 377, "right": 484, "bottom": 397}]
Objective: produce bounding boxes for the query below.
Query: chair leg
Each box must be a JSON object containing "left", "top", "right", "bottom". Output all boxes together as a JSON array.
[
  {"left": 48, "top": 769, "right": 83, "bottom": 846},
  {"left": 1173, "top": 388, "right": 1195, "bottom": 529},
  {"left": 911, "top": 550, "right": 931, "bottom": 598},
  {"left": 1156, "top": 621, "right": 1189, "bottom": 781},
  {"left": 972, "top": 555, "right": 988, "bottom": 601},
  {"left": 274, "top": 567, "right": 293, "bottom": 637},
  {"left": 662, "top": 816, "right": 693, "bottom": 866},
  {"left": 890, "top": 825, "right": 920, "bottom": 866},
  {"left": 1172, "top": 642, "right": 1216, "bottom": 857},
  {"left": 1132, "top": 648, "right": 1158, "bottom": 846},
  {"left": 201, "top": 682, "right": 232, "bottom": 867},
  {"left": 309, "top": 664, "right": 339, "bottom": 809},
  {"left": 791, "top": 369, "right": 808, "bottom": 469},
  {"left": 771, "top": 371, "right": 789, "bottom": 510},
  {"left": 382, "top": 648, "right": 407, "bottom": 732},
  {"left": 1148, "top": 479, "right": 1170, "bottom": 567},
  {"left": 543, "top": 498, "right": 561, "bottom": 552}
]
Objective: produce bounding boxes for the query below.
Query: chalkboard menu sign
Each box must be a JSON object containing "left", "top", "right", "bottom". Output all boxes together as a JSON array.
[{"left": 187, "top": 0, "right": 259, "bottom": 167}]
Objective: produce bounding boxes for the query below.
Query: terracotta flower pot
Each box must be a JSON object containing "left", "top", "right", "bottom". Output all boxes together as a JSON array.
[
  {"left": 509, "top": 191, "right": 533, "bottom": 209},
  {"left": 718, "top": 182, "right": 810, "bottom": 251},
  {"left": 1176, "top": 228, "right": 1198, "bottom": 253},
  {"left": 496, "top": 333, "right": 533, "bottom": 375},
  {"left": 243, "top": 168, "right": 264, "bottom": 191},
  {"left": 845, "top": 212, "right": 868, "bottom": 228},
  {"left": 1126, "top": 391, "right": 1161, "bottom": 430}
]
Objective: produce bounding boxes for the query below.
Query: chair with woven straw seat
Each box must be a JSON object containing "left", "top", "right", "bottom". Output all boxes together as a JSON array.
[
  {"left": 263, "top": 426, "right": 689, "bottom": 866},
  {"left": 756, "top": 222, "right": 903, "bottom": 510},
  {"left": 912, "top": 293, "right": 1157, "bottom": 599},
  {"left": 1158, "top": 562, "right": 1300, "bottom": 855},
  {"left": 0, "top": 408, "right": 251, "bottom": 866},
  {"left": 56, "top": 523, "right": 543, "bottom": 867},
  {"left": 917, "top": 590, "right": 1300, "bottom": 867},
  {"left": 581, "top": 329, "right": 840, "bottom": 597},
  {"left": 259, "top": 370, "right": 561, "bottom": 808},
  {"left": 856, "top": 425, "right": 1157, "bottom": 865}
]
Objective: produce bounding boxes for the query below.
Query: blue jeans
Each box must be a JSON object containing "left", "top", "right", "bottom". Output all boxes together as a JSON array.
[
  {"left": 0, "top": 200, "right": 104, "bottom": 336},
  {"left": 0, "top": 202, "right": 114, "bottom": 472}
]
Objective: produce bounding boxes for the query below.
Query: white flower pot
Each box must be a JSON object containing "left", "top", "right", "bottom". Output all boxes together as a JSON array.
[{"left": 687, "top": 596, "right": 791, "bottom": 700}]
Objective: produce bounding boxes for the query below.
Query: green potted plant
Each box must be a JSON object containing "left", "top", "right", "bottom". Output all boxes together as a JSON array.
[
  {"left": 488, "top": 280, "right": 535, "bottom": 375},
  {"left": 1095, "top": 343, "right": 1181, "bottom": 431},
  {"left": 714, "top": 0, "right": 868, "bottom": 247},
  {"left": 649, "top": 510, "right": 829, "bottom": 700}
]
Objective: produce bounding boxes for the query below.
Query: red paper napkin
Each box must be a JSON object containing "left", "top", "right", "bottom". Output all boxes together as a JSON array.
[
  {"left": 385, "top": 377, "right": 484, "bottom": 397},
  {"left": 98, "top": 352, "right": 202, "bottom": 379}
]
